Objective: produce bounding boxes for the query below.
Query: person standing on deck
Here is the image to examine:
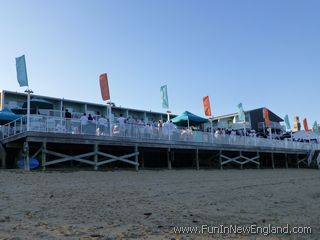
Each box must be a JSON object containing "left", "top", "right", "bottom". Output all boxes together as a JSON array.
[
  {"left": 80, "top": 113, "right": 88, "bottom": 134},
  {"left": 117, "top": 114, "right": 126, "bottom": 136},
  {"left": 65, "top": 109, "right": 72, "bottom": 133}
]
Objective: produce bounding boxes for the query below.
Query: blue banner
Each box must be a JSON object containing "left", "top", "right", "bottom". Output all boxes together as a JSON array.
[
  {"left": 237, "top": 103, "right": 245, "bottom": 122},
  {"left": 160, "top": 85, "right": 169, "bottom": 109},
  {"left": 15, "top": 55, "right": 28, "bottom": 87},
  {"left": 284, "top": 114, "right": 291, "bottom": 130},
  {"left": 313, "top": 121, "right": 318, "bottom": 133}
]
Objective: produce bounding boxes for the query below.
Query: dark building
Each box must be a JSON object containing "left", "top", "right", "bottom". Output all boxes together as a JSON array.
[{"left": 212, "top": 107, "right": 284, "bottom": 133}]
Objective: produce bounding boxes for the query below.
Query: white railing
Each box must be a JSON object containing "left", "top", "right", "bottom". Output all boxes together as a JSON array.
[{"left": 0, "top": 114, "right": 318, "bottom": 151}]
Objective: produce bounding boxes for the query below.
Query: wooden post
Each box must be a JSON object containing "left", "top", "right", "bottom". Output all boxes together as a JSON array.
[
  {"left": 271, "top": 152, "right": 275, "bottom": 169},
  {"left": 135, "top": 145, "right": 139, "bottom": 171},
  {"left": 94, "top": 144, "right": 98, "bottom": 171},
  {"left": 171, "top": 150, "right": 175, "bottom": 166},
  {"left": 41, "top": 141, "right": 47, "bottom": 171},
  {"left": 0, "top": 144, "right": 6, "bottom": 169},
  {"left": 141, "top": 151, "right": 145, "bottom": 169},
  {"left": 167, "top": 148, "right": 172, "bottom": 170},
  {"left": 219, "top": 150, "right": 222, "bottom": 170},
  {"left": 196, "top": 148, "right": 199, "bottom": 170},
  {"left": 285, "top": 153, "right": 288, "bottom": 169},
  {"left": 24, "top": 141, "right": 30, "bottom": 171}
]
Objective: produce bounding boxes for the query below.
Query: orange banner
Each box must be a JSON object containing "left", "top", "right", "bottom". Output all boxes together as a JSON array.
[
  {"left": 263, "top": 108, "right": 270, "bottom": 127},
  {"left": 99, "top": 73, "right": 110, "bottom": 101},
  {"left": 303, "top": 118, "right": 309, "bottom": 132},
  {"left": 203, "top": 96, "right": 212, "bottom": 117}
]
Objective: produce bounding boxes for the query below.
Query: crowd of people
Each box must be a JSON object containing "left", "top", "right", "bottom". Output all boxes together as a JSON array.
[{"left": 60, "top": 109, "right": 313, "bottom": 143}]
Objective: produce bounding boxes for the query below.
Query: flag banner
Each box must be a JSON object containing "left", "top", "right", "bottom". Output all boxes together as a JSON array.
[
  {"left": 263, "top": 108, "right": 271, "bottom": 128},
  {"left": 313, "top": 121, "right": 318, "bottom": 133},
  {"left": 284, "top": 114, "right": 291, "bottom": 130},
  {"left": 99, "top": 73, "right": 110, "bottom": 101},
  {"left": 303, "top": 118, "right": 309, "bottom": 132},
  {"left": 237, "top": 103, "right": 245, "bottom": 122},
  {"left": 203, "top": 96, "right": 212, "bottom": 117},
  {"left": 160, "top": 85, "right": 169, "bottom": 109},
  {"left": 15, "top": 55, "right": 28, "bottom": 87}
]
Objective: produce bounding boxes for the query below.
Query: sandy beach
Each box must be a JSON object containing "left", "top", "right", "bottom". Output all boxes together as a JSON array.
[{"left": 0, "top": 169, "right": 319, "bottom": 240}]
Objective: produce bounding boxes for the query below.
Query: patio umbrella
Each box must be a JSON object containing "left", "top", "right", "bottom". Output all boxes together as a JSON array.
[
  {"left": 22, "top": 98, "right": 54, "bottom": 111},
  {"left": 171, "top": 111, "right": 208, "bottom": 128},
  {"left": 0, "top": 109, "right": 21, "bottom": 124}
]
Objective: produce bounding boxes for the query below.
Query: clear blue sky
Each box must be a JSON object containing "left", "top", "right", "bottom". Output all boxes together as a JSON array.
[{"left": 0, "top": 0, "right": 319, "bottom": 124}]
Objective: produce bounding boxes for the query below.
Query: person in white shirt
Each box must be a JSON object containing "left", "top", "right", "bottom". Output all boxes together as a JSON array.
[
  {"left": 98, "top": 115, "right": 108, "bottom": 135},
  {"left": 117, "top": 114, "right": 126, "bottom": 125},
  {"left": 117, "top": 114, "right": 126, "bottom": 135},
  {"left": 80, "top": 113, "right": 88, "bottom": 125},
  {"left": 80, "top": 113, "right": 88, "bottom": 134}
]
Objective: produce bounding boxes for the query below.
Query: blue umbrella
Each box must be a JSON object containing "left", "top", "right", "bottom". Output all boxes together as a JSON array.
[{"left": 0, "top": 109, "right": 20, "bottom": 124}]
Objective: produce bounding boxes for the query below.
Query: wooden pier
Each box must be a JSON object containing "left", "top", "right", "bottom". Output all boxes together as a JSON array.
[{"left": 1, "top": 131, "right": 318, "bottom": 170}]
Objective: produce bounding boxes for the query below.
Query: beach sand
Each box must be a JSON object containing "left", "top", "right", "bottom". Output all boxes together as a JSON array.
[{"left": 0, "top": 169, "right": 319, "bottom": 240}]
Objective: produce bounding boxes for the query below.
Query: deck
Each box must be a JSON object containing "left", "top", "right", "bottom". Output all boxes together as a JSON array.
[{"left": 0, "top": 115, "right": 319, "bottom": 170}]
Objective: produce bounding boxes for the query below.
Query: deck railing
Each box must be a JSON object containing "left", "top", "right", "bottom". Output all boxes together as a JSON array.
[{"left": 0, "top": 114, "right": 318, "bottom": 151}]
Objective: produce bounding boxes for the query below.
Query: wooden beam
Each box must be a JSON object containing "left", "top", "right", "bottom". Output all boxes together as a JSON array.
[
  {"left": 0, "top": 144, "right": 6, "bottom": 168},
  {"left": 41, "top": 142, "right": 46, "bottom": 171},
  {"left": 271, "top": 152, "right": 275, "bottom": 169},
  {"left": 135, "top": 145, "right": 139, "bottom": 171},
  {"left": 141, "top": 151, "right": 145, "bottom": 169},
  {"left": 167, "top": 148, "right": 172, "bottom": 170},
  {"left": 94, "top": 144, "right": 98, "bottom": 171},
  {"left": 96, "top": 152, "right": 139, "bottom": 166},
  {"left": 196, "top": 148, "right": 199, "bottom": 170},
  {"left": 24, "top": 141, "right": 30, "bottom": 171}
]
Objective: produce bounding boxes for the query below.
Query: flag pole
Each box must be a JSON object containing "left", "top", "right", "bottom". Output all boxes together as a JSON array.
[
  {"left": 25, "top": 88, "right": 33, "bottom": 131},
  {"left": 166, "top": 110, "right": 171, "bottom": 122},
  {"left": 209, "top": 117, "right": 213, "bottom": 143},
  {"left": 107, "top": 101, "right": 112, "bottom": 136}
]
